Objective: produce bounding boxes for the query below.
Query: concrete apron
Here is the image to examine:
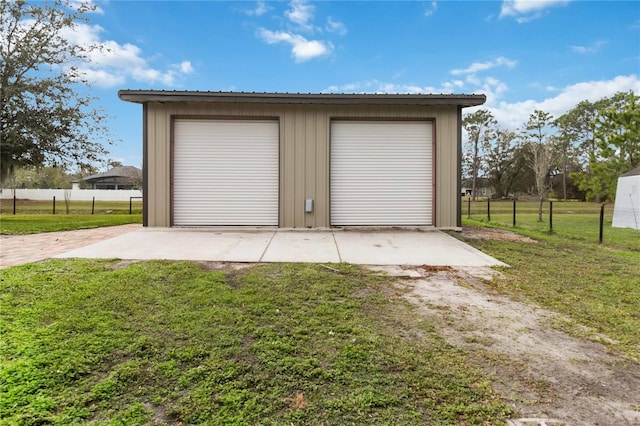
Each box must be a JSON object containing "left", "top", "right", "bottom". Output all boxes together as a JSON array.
[{"left": 55, "top": 228, "right": 507, "bottom": 267}]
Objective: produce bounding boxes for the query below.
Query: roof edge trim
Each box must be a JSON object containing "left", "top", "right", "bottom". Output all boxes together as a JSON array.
[{"left": 117, "top": 90, "right": 486, "bottom": 107}]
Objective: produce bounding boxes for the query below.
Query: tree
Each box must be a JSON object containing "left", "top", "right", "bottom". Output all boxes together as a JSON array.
[
  {"left": 3, "top": 165, "right": 72, "bottom": 188},
  {"left": 522, "top": 110, "right": 557, "bottom": 221},
  {"left": 463, "top": 109, "right": 496, "bottom": 200},
  {"left": 557, "top": 92, "right": 630, "bottom": 201},
  {"left": 0, "top": 0, "right": 112, "bottom": 185},
  {"left": 483, "top": 128, "right": 518, "bottom": 198},
  {"left": 588, "top": 91, "right": 640, "bottom": 201}
]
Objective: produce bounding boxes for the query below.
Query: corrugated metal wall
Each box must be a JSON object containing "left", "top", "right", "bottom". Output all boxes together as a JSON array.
[{"left": 145, "top": 102, "right": 459, "bottom": 228}]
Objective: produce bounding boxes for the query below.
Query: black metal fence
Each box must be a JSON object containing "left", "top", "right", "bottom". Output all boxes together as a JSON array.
[
  {"left": 464, "top": 198, "right": 639, "bottom": 250},
  {"left": 1, "top": 196, "right": 142, "bottom": 215}
]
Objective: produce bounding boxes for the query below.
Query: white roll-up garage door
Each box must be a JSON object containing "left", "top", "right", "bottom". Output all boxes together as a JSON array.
[
  {"left": 173, "top": 119, "right": 279, "bottom": 226},
  {"left": 331, "top": 121, "right": 433, "bottom": 226}
]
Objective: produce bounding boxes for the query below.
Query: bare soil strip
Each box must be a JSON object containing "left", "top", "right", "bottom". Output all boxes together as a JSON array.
[{"left": 388, "top": 265, "right": 640, "bottom": 425}]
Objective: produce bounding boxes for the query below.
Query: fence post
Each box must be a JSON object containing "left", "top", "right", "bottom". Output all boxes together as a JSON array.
[
  {"left": 13, "top": 192, "right": 16, "bottom": 215},
  {"left": 487, "top": 198, "right": 491, "bottom": 222},
  {"left": 513, "top": 199, "right": 516, "bottom": 227},
  {"left": 599, "top": 204, "right": 605, "bottom": 244},
  {"left": 549, "top": 201, "right": 553, "bottom": 232},
  {"left": 130, "top": 197, "right": 133, "bottom": 214},
  {"left": 92, "top": 196, "right": 95, "bottom": 215},
  {"left": 52, "top": 196, "right": 56, "bottom": 215},
  {"left": 467, "top": 198, "right": 471, "bottom": 219}
]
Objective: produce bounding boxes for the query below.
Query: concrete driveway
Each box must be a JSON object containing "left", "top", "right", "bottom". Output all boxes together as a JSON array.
[
  {"left": 54, "top": 227, "right": 506, "bottom": 267},
  {"left": 0, "top": 224, "right": 141, "bottom": 268}
]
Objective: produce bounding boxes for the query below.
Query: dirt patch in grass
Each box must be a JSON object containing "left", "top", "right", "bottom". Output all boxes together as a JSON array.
[
  {"left": 395, "top": 266, "right": 640, "bottom": 425},
  {"left": 461, "top": 226, "right": 538, "bottom": 243}
]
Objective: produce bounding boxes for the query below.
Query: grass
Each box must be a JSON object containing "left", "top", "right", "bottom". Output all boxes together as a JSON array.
[
  {"left": 0, "top": 214, "right": 142, "bottom": 234},
  {"left": 0, "top": 199, "right": 142, "bottom": 215},
  {"left": 460, "top": 217, "right": 640, "bottom": 360},
  {"left": 0, "top": 200, "right": 143, "bottom": 234},
  {"left": 0, "top": 260, "right": 513, "bottom": 425},
  {"left": 465, "top": 200, "right": 640, "bottom": 251}
]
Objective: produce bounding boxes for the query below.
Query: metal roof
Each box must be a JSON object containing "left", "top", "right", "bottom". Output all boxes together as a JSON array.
[{"left": 118, "top": 90, "right": 486, "bottom": 107}]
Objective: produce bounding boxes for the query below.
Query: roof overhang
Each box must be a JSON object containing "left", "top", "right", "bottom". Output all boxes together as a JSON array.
[{"left": 118, "top": 90, "right": 486, "bottom": 108}]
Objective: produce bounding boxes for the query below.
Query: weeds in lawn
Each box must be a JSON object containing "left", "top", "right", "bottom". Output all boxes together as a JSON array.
[
  {"left": 459, "top": 221, "right": 640, "bottom": 360},
  {"left": 0, "top": 260, "right": 513, "bottom": 425}
]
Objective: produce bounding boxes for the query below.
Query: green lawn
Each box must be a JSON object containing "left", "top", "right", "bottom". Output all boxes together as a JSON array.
[
  {"left": 0, "top": 214, "right": 142, "bottom": 234},
  {"left": 464, "top": 200, "right": 640, "bottom": 251},
  {"left": 0, "top": 261, "right": 512, "bottom": 425},
  {"left": 0, "top": 198, "right": 143, "bottom": 234},
  {"left": 0, "top": 199, "right": 142, "bottom": 215},
  {"left": 460, "top": 218, "right": 640, "bottom": 360}
]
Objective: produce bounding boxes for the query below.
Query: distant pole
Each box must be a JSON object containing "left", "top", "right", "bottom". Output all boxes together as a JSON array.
[
  {"left": 549, "top": 201, "right": 553, "bottom": 232},
  {"left": 53, "top": 196, "right": 56, "bottom": 215},
  {"left": 513, "top": 199, "right": 516, "bottom": 227},
  {"left": 467, "top": 198, "right": 471, "bottom": 219},
  {"left": 92, "top": 196, "right": 95, "bottom": 215},
  {"left": 599, "top": 204, "right": 605, "bottom": 244},
  {"left": 129, "top": 197, "right": 133, "bottom": 214},
  {"left": 487, "top": 198, "right": 491, "bottom": 222},
  {"left": 13, "top": 192, "right": 16, "bottom": 215}
]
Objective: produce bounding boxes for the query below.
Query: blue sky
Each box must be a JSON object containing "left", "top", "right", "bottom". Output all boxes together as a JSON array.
[{"left": 71, "top": 0, "right": 640, "bottom": 168}]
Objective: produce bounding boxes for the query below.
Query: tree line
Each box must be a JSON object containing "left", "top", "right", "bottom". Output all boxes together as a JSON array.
[{"left": 463, "top": 91, "right": 639, "bottom": 219}]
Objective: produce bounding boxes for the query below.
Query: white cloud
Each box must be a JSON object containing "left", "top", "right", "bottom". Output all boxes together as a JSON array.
[
  {"left": 69, "top": 0, "right": 104, "bottom": 14},
  {"left": 323, "top": 80, "right": 446, "bottom": 94},
  {"left": 569, "top": 40, "right": 607, "bottom": 54},
  {"left": 62, "top": 23, "right": 194, "bottom": 88},
  {"left": 78, "top": 68, "right": 124, "bottom": 87},
  {"left": 326, "top": 17, "right": 347, "bottom": 35},
  {"left": 451, "top": 57, "right": 517, "bottom": 76},
  {"left": 258, "top": 28, "right": 332, "bottom": 62},
  {"left": 286, "top": 0, "right": 315, "bottom": 32},
  {"left": 484, "top": 74, "right": 640, "bottom": 128},
  {"left": 256, "top": 0, "right": 341, "bottom": 62},
  {"left": 425, "top": 1, "right": 438, "bottom": 17},
  {"left": 178, "top": 61, "right": 194, "bottom": 74},
  {"left": 324, "top": 74, "right": 639, "bottom": 133},
  {"left": 500, "top": 0, "right": 571, "bottom": 22},
  {"left": 245, "top": 1, "right": 270, "bottom": 16}
]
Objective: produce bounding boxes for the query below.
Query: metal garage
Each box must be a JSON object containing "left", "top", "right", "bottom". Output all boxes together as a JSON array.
[
  {"left": 331, "top": 120, "right": 433, "bottom": 226},
  {"left": 172, "top": 118, "right": 279, "bottom": 226},
  {"left": 118, "top": 91, "right": 487, "bottom": 229}
]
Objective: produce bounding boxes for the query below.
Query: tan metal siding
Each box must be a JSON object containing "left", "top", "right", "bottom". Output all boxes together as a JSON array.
[{"left": 145, "top": 102, "right": 459, "bottom": 228}]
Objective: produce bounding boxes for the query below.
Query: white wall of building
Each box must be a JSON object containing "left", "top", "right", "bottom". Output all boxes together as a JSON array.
[
  {"left": 0, "top": 188, "right": 142, "bottom": 201},
  {"left": 612, "top": 175, "right": 640, "bottom": 230}
]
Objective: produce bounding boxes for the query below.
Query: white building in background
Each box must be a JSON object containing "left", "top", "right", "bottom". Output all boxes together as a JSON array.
[{"left": 612, "top": 167, "right": 640, "bottom": 230}]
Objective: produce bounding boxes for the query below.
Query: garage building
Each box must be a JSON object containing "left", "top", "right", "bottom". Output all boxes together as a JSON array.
[{"left": 118, "top": 91, "right": 485, "bottom": 229}]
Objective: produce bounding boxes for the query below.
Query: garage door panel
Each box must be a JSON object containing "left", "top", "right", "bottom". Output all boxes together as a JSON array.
[
  {"left": 173, "top": 119, "right": 279, "bottom": 226},
  {"left": 331, "top": 121, "right": 432, "bottom": 226}
]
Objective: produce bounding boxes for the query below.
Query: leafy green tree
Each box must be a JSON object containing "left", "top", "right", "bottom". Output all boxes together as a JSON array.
[
  {"left": 558, "top": 92, "right": 631, "bottom": 201},
  {"left": 3, "top": 166, "right": 71, "bottom": 188},
  {"left": 483, "top": 128, "right": 519, "bottom": 198},
  {"left": 522, "top": 110, "right": 558, "bottom": 221},
  {"left": 463, "top": 109, "right": 496, "bottom": 200},
  {"left": 587, "top": 91, "right": 640, "bottom": 201},
  {"left": 0, "top": 0, "right": 112, "bottom": 185}
]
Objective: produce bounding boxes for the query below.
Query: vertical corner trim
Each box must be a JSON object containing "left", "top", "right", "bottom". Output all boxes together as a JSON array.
[
  {"left": 456, "top": 106, "right": 463, "bottom": 228},
  {"left": 142, "top": 103, "right": 149, "bottom": 227}
]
